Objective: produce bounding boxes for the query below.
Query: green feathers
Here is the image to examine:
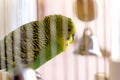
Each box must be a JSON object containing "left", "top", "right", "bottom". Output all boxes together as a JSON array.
[{"left": 0, "top": 14, "right": 76, "bottom": 71}]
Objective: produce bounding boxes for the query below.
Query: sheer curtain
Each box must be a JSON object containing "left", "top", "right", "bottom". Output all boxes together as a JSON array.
[{"left": 0, "top": 0, "right": 37, "bottom": 40}]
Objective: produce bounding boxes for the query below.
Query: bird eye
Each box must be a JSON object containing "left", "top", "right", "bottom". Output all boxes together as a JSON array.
[{"left": 68, "top": 28, "right": 71, "bottom": 32}]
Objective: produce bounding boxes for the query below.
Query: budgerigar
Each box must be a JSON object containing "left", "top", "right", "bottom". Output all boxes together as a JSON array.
[{"left": 0, "top": 15, "right": 76, "bottom": 73}]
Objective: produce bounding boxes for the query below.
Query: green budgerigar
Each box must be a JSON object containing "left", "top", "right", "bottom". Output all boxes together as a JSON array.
[{"left": 0, "top": 14, "right": 76, "bottom": 72}]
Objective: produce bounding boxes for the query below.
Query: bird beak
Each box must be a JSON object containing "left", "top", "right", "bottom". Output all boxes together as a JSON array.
[
  {"left": 67, "top": 37, "right": 73, "bottom": 46},
  {"left": 66, "top": 33, "right": 75, "bottom": 46}
]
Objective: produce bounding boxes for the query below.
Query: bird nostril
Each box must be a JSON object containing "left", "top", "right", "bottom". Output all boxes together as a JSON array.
[{"left": 72, "top": 33, "right": 75, "bottom": 39}]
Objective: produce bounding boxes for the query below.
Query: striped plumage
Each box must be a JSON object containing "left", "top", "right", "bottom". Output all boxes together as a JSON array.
[{"left": 0, "top": 14, "right": 76, "bottom": 72}]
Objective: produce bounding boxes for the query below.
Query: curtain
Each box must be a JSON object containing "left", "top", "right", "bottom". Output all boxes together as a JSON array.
[{"left": 0, "top": 0, "right": 37, "bottom": 40}]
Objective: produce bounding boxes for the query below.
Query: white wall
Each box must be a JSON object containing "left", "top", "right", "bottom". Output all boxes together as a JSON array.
[{"left": 110, "top": 0, "right": 120, "bottom": 60}]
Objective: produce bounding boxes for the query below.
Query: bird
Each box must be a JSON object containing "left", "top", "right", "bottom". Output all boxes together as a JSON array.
[{"left": 0, "top": 14, "right": 76, "bottom": 74}]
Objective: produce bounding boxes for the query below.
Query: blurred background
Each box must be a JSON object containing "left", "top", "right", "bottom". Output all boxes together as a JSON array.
[{"left": 0, "top": 0, "right": 120, "bottom": 80}]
